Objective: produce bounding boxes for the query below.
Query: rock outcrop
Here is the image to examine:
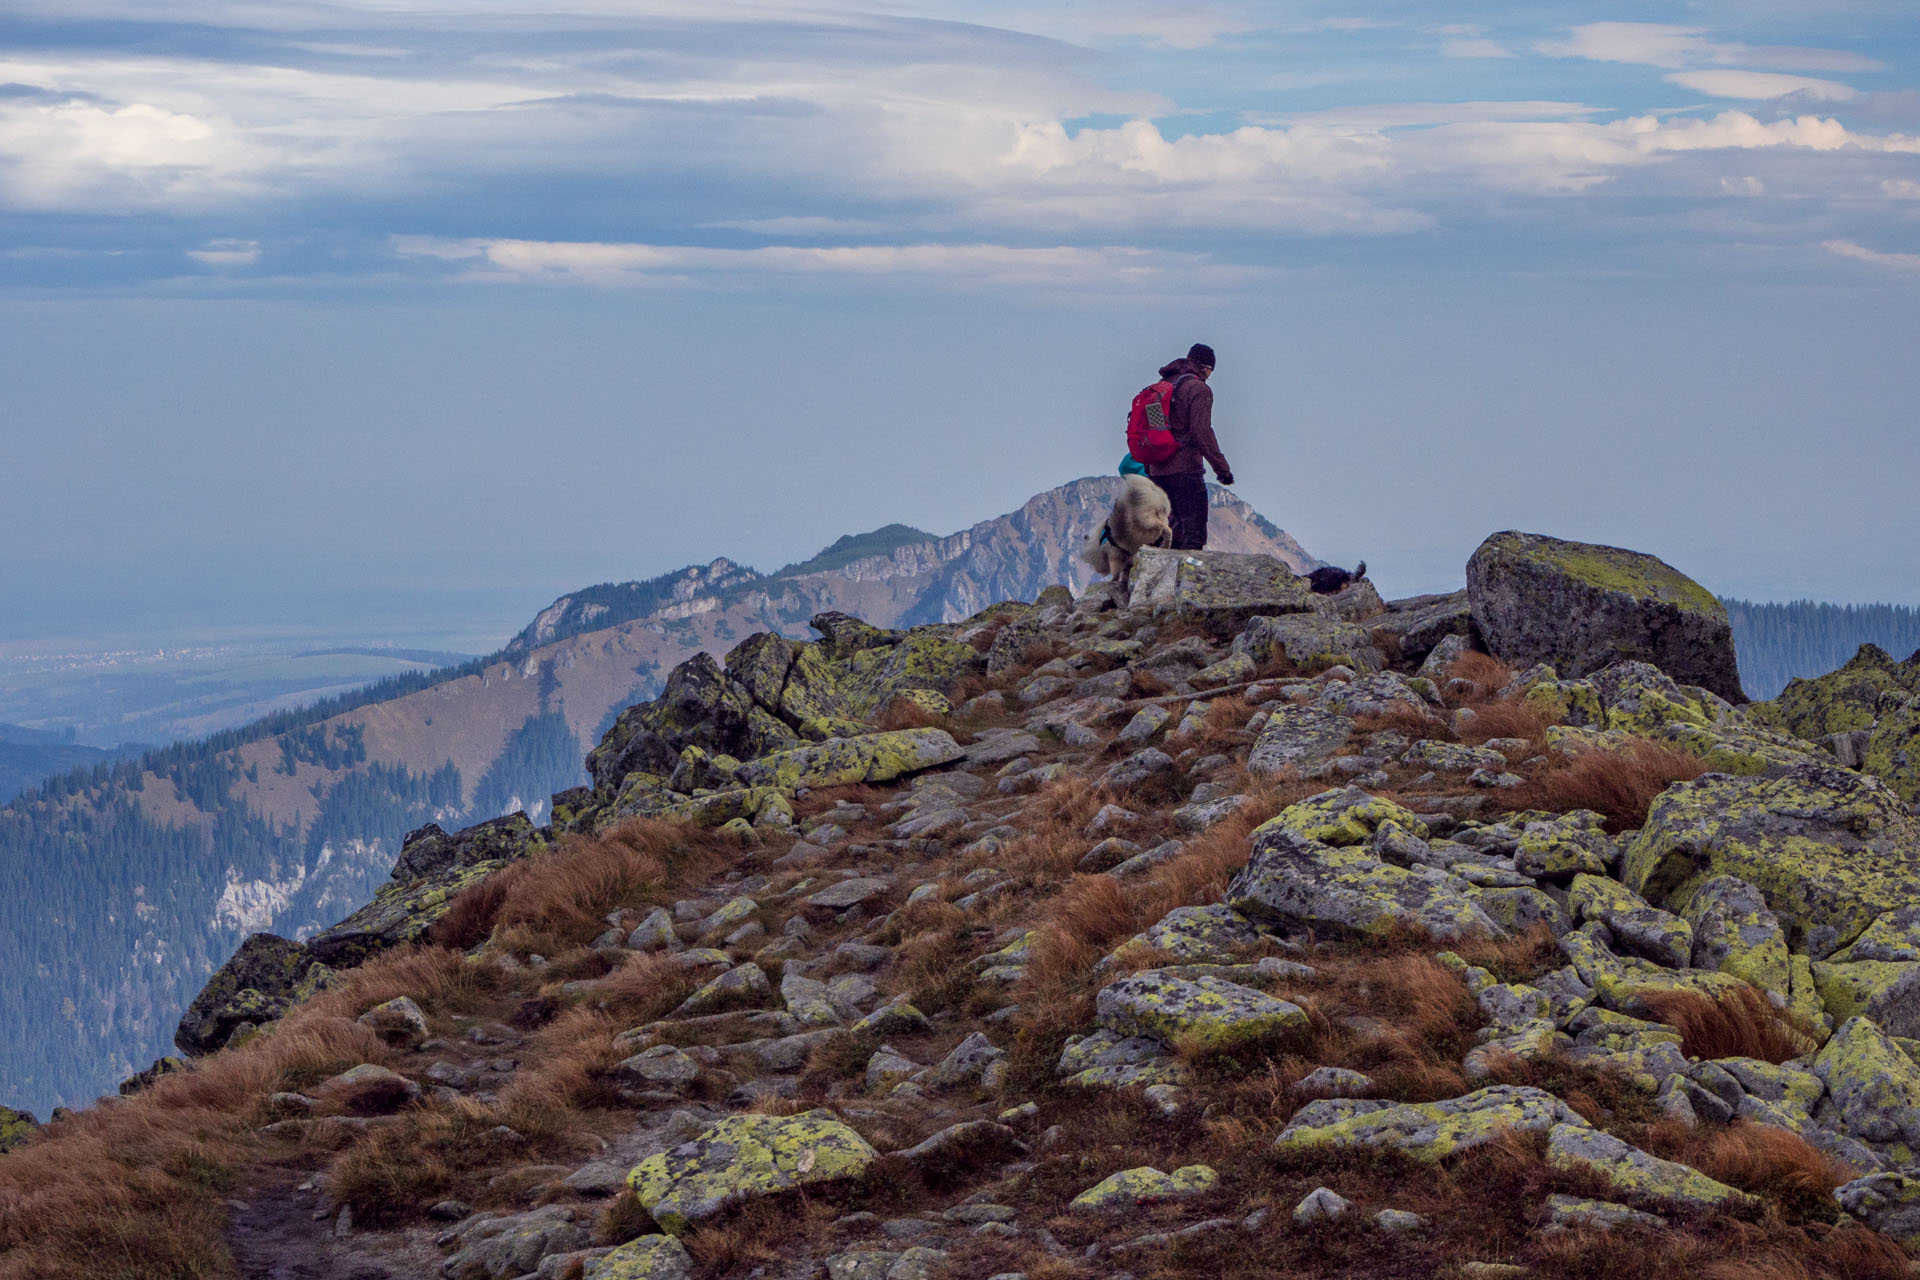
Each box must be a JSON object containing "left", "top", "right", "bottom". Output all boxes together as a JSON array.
[
  {"left": 1467, "top": 530, "right": 1744, "bottom": 702},
  {"left": 111, "top": 519, "right": 1920, "bottom": 1280}
]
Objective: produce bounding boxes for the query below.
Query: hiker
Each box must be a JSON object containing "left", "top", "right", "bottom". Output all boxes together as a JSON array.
[{"left": 1146, "top": 343, "right": 1233, "bottom": 550}]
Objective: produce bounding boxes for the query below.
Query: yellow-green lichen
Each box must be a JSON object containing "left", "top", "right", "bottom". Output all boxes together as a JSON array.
[{"left": 626, "top": 1110, "right": 877, "bottom": 1234}]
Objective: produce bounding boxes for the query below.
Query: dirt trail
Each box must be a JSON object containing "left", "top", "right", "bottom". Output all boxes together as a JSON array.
[{"left": 226, "top": 1172, "right": 440, "bottom": 1280}]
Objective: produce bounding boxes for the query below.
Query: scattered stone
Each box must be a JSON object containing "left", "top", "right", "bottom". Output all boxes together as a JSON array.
[
  {"left": 1292, "top": 1187, "right": 1351, "bottom": 1224},
  {"left": 356, "top": 996, "right": 429, "bottom": 1050},
  {"left": 1096, "top": 970, "right": 1308, "bottom": 1053},
  {"left": 583, "top": 1233, "right": 694, "bottom": 1280},
  {"left": 1545, "top": 1123, "right": 1755, "bottom": 1211},
  {"left": 1069, "top": 1164, "right": 1218, "bottom": 1212},
  {"left": 628, "top": 1110, "right": 879, "bottom": 1234},
  {"left": 1275, "top": 1085, "right": 1583, "bottom": 1161}
]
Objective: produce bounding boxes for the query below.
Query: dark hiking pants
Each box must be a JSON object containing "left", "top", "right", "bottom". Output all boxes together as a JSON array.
[{"left": 1155, "top": 471, "right": 1209, "bottom": 550}]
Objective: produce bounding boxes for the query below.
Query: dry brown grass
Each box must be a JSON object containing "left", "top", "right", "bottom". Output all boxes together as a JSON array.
[
  {"left": 1447, "top": 651, "right": 1517, "bottom": 702},
  {"left": 1455, "top": 700, "right": 1557, "bottom": 755},
  {"left": 1683, "top": 1124, "right": 1856, "bottom": 1202},
  {"left": 1506, "top": 737, "right": 1708, "bottom": 832},
  {"left": 1637, "top": 987, "right": 1816, "bottom": 1065},
  {"left": 872, "top": 696, "right": 950, "bottom": 732},
  {"left": 0, "top": 993, "right": 398, "bottom": 1279},
  {"left": 433, "top": 818, "right": 737, "bottom": 954},
  {"left": 1353, "top": 703, "right": 1451, "bottom": 740}
]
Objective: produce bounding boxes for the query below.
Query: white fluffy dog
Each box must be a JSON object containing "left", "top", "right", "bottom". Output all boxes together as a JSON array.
[{"left": 1081, "top": 475, "right": 1174, "bottom": 595}]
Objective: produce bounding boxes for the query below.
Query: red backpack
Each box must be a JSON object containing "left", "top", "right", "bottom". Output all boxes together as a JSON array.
[{"left": 1126, "top": 375, "right": 1190, "bottom": 466}]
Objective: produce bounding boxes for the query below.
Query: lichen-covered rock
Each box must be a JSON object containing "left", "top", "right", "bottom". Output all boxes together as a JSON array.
[
  {"left": 1684, "top": 876, "right": 1791, "bottom": 996},
  {"left": 1264, "top": 788, "right": 1427, "bottom": 847},
  {"left": 1621, "top": 763, "right": 1920, "bottom": 961},
  {"left": 1542, "top": 1194, "right": 1665, "bottom": 1233},
  {"left": 1464, "top": 885, "right": 1574, "bottom": 938},
  {"left": 0, "top": 1104, "right": 38, "bottom": 1152},
  {"left": 1247, "top": 705, "right": 1356, "bottom": 776},
  {"left": 1546, "top": 1123, "right": 1755, "bottom": 1211},
  {"left": 1567, "top": 875, "right": 1692, "bottom": 970},
  {"left": 1864, "top": 698, "right": 1920, "bottom": 807},
  {"left": 583, "top": 1234, "right": 695, "bottom": 1280},
  {"left": 1812, "top": 962, "right": 1920, "bottom": 1040},
  {"left": 175, "top": 932, "right": 327, "bottom": 1055},
  {"left": 1762, "top": 644, "right": 1920, "bottom": 742},
  {"left": 1056, "top": 1029, "right": 1192, "bottom": 1090},
  {"left": 1834, "top": 1172, "right": 1920, "bottom": 1254},
  {"left": 1234, "top": 614, "right": 1382, "bottom": 674},
  {"left": 1813, "top": 1017, "right": 1920, "bottom": 1147},
  {"left": 308, "top": 832, "right": 532, "bottom": 967},
  {"left": 1273, "top": 1085, "right": 1584, "bottom": 1161},
  {"left": 1466, "top": 531, "right": 1743, "bottom": 702},
  {"left": 671, "top": 963, "right": 774, "bottom": 1019},
  {"left": 627, "top": 1110, "right": 878, "bottom": 1234},
  {"left": 392, "top": 814, "right": 538, "bottom": 882},
  {"left": 1130, "top": 548, "right": 1318, "bottom": 629},
  {"left": 1068, "top": 1164, "right": 1217, "bottom": 1211},
  {"left": 1230, "top": 825, "right": 1500, "bottom": 943},
  {"left": 731, "top": 729, "right": 964, "bottom": 791},
  {"left": 441, "top": 1206, "right": 592, "bottom": 1280},
  {"left": 1403, "top": 740, "right": 1508, "bottom": 774},
  {"left": 1116, "top": 904, "right": 1266, "bottom": 965},
  {"left": 1095, "top": 970, "right": 1308, "bottom": 1053},
  {"left": 1370, "top": 590, "right": 1473, "bottom": 669}
]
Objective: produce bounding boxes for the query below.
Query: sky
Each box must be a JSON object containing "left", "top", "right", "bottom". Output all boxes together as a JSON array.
[{"left": 3, "top": 0, "right": 1919, "bottom": 652}]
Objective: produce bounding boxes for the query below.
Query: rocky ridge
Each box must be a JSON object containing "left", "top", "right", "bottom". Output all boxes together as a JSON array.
[{"left": 5, "top": 530, "right": 1920, "bottom": 1280}]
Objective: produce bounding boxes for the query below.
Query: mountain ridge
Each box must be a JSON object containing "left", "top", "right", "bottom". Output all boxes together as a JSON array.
[{"left": 0, "top": 476, "right": 1315, "bottom": 1112}]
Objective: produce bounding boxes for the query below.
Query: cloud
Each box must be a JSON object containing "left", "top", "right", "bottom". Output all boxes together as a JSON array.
[
  {"left": 1537, "top": 22, "right": 1882, "bottom": 73},
  {"left": 392, "top": 236, "right": 1226, "bottom": 287},
  {"left": 1667, "top": 71, "right": 1858, "bottom": 102},
  {"left": 1261, "top": 102, "right": 1600, "bottom": 129},
  {"left": 1884, "top": 179, "right": 1920, "bottom": 199},
  {"left": 186, "top": 238, "right": 259, "bottom": 265},
  {"left": 1824, "top": 239, "right": 1920, "bottom": 271}
]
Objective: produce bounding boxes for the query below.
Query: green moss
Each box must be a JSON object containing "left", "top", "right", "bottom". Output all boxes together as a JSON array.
[{"left": 1503, "top": 535, "right": 1722, "bottom": 617}]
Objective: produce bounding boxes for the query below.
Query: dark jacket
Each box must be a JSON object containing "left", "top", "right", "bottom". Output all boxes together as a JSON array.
[{"left": 1146, "top": 358, "right": 1232, "bottom": 481}]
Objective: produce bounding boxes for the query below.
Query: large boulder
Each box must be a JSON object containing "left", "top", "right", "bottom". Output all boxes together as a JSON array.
[
  {"left": 1129, "top": 548, "right": 1319, "bottom": 631},
  {"left": 1229, "top": 826, "right": 1501, "bottom": 943},
  {"left": 390, "top": 813, "right": 535, "bottom": 882},
  {"left": 627, "top": 1110, "right": 878, "bottom": 1233},
  {"left": 1466, "top": 531, "right": 1743, "bottom": 703},
  {"left": 1094, "top": 970, "right": 1308, "bottom": 1053},
  {"left": 1273, "top": 1085, "right": 1584, "bottom": 1161},
  {"left": 1620, "top": 763, "right": 1920, "bottom": 961},
  {"left": 730, "top": 729, "right": 965, "bottom": 790},
  {"left": 1761, "top": 644, "right": 1920, "bottom": 741},
  {"left": 175, "top": 932, "right": 330, "bottom": 1055}
]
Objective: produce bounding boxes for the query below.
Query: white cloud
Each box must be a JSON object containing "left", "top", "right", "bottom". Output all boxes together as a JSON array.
[
  {"left": 1884, "top": 179, "right": 1920, "bottom": 199},
  {"left": 1667, "top": 70, "right": 1858, "bottom": 102},
  {"left": 392, "top": 235, "right": 1225, "bottom": 286},
  {"left": 1824, "top": 239, "right": 1920, "bottom": 271},
  {"left": 1537, "top": 22, "right": 1882, "bottom": 74},
  {"left": 186, "top": 238, "right": 259, "bottom": 265}
]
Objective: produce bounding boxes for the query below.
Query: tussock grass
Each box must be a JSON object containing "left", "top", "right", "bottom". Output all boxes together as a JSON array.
[
  {"left": 1508, "top": 737, "right": 1708, "bottom": 832},
  {"left": 1638, "top": 987, "right": 1815, "bottom": 1065}
]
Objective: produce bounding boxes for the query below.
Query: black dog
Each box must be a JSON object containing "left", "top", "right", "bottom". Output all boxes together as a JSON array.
[{"left": 1305, "top": 560, "right": 1366, "bottom": 594}]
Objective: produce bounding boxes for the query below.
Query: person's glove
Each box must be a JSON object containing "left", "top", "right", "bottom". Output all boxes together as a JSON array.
[{"left": 1218, "top": 470, "right": 1235, "bottom": 485}]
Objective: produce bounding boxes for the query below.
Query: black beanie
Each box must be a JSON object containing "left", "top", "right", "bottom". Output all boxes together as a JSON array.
[{"left": 1187, "top": 343, "right": 1216, "bottom": 368}]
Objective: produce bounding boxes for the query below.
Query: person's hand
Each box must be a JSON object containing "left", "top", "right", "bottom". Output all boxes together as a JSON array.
[{"left": 1218, "top": 470, "right": 1234, "bottom": 485}]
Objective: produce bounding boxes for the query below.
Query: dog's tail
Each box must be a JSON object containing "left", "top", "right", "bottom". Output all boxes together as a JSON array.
[{"left": 1355, "top": 560, "right": 1367, "bottom": 579}]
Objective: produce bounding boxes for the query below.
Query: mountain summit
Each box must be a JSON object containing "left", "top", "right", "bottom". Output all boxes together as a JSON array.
[{"left": 0, "top": 477, "right": 1314, "bottom": 1113}]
